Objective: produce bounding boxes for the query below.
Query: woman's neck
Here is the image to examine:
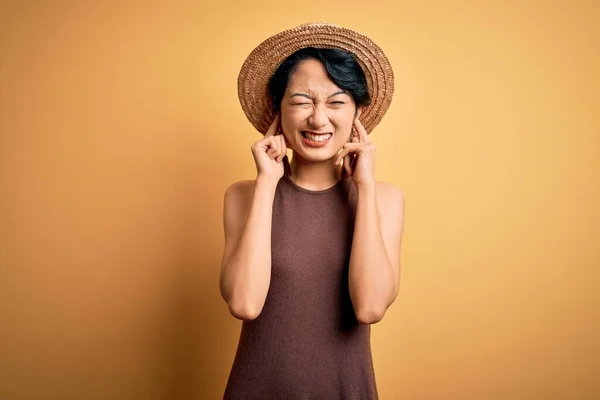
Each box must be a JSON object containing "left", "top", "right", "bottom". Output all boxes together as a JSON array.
[{"left": 288, "top": 152, "right": 343, "bottom": 191}]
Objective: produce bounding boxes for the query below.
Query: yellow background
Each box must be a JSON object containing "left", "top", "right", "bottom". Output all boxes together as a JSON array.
[{"left": 1, "top": 1, "right": 598, "bottom": 399}]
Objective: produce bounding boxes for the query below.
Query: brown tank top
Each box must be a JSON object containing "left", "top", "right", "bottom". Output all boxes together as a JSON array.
[{"left": 223, "top": 169, "right": 378, "bottom": 400}]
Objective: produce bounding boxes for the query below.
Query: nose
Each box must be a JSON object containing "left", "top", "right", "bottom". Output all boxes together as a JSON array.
[{"left": 307, "top": 104, "right": 329, "bottom": 130}]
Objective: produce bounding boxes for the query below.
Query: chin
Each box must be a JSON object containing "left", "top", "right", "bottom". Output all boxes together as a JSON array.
[
  {"left": 301, "top": 152, "right": 334, "bottom": 162},
  {"left": 295, "top": 147, "right": 338, "bottom": 162}
]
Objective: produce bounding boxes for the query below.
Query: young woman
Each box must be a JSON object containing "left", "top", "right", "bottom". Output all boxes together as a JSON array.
[{"left": 220, "top": 23, "right": 405, "bottom": 400}]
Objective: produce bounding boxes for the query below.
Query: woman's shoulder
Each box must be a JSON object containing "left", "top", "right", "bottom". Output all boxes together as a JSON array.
[
  {"left": 225, "top": 179, "right": 257, "bottom": 193},
  {"left": 374, "top": 181, "right": 405, "bottom": 213},
  {"left": 375, "top": 181, "right": 404, "bottom": 198},
  {"left": 222, "top": 180, "right": 258, "bottom": 221},
  {"left": 224, "top": 179, "right": 257, "bottom": 204}
]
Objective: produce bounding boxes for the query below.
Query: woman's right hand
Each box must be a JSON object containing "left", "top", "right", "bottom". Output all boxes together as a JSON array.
[{"left": 251, "top": 114, "right": 288, "bottom": 182}]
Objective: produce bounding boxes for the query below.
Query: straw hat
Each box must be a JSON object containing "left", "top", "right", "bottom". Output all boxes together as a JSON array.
[{"left": 237, "top": 22, "right": 394, "bottom": 135}]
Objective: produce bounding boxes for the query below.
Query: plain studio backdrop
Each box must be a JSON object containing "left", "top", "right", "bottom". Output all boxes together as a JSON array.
[{"left": 0, "top": 1, "right": 598, "bottom": 399}]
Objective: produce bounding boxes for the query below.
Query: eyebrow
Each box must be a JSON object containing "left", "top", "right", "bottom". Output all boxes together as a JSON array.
[{"left": 289, "top": 90, "right": 348, "bottom": 99}]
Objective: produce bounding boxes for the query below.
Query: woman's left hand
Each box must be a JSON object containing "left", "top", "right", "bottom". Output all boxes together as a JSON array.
[{"left": 334, "top": 118, "right": 376, "bottom": 186}]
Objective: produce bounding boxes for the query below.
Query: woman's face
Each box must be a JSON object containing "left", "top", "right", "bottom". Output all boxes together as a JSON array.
[{"left": 280, "top": 59, "right": 359, "bottom": 161}]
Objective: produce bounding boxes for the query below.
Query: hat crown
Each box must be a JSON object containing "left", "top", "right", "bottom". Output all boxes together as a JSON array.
[{"left": 297, "top": 22, "right": 339, "bottom": 28}]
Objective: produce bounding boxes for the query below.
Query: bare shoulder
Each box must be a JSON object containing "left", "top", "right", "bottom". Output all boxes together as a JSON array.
[
  {"left": 375, "top": 181, "right": 405, "bottom": 211},
  {"left": 375, "top": 182, "right": 405, "bottom": 247},
  {"left": 224, "top": 179, "right": 256, "bottom": 200},
  {"left": 222, "top": 180, "right": 258, "bottom": 242},
  {"left": 224, "top": 180, "right": 256, "bottom": 213}
]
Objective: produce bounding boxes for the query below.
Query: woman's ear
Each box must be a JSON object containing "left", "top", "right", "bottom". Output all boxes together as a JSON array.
[
  {"left": 354, "top": 106, "right": 363, "bottom": 120},
  {"left": 281, "top": 130, "right": 292, "bottom": 148},
  {"left": 348, "top": 126, "right": 358, "bottom": 142}
]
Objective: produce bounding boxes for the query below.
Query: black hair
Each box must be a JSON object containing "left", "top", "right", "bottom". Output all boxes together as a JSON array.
[{"left": 267, "top": 47, "right": 371, "bottom": 114}]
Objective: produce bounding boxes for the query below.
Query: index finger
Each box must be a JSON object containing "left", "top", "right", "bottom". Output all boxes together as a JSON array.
[
  {"left": 353, "top": 118, "right": 370, "bottom": 143},
  {"left": 264, "top": 114, "right": 281, "bottom": 138}
]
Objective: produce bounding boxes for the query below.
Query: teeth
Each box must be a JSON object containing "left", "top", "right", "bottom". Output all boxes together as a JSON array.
[{"left": 304, "top": 132, "right": 332, "bottom": 142}]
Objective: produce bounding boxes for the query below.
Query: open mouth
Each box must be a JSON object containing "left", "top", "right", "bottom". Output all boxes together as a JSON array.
[{"left": 301, "top": 131, "right": 332, "bottom": 143}]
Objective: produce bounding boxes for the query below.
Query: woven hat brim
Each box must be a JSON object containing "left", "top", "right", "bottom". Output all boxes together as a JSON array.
[{"left": 237, "top": 23, "right": 394, "bottom": 135}]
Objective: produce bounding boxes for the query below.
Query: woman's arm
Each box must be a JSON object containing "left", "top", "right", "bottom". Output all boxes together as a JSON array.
[
  {"left": 220, "top": 115, "right": 286, "bottom": 320},
  {"left": 349, "top": 182, "right": 405, "bottom": 324},
  {"left": 219, "top": 178, "right": 279, "bottom": 320}
]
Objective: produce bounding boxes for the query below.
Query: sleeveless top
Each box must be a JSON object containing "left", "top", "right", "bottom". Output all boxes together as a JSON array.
[{"left": 223, "top": 169, "right": 379, "bottom": 400}]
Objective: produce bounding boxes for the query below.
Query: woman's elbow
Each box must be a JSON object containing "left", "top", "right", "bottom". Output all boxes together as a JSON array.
[
  {"left": 355, "top": 306, "right": 386, "bottom": 325},
  {"left": 226, "top": 298, "right": 262, "bottom": 321}
]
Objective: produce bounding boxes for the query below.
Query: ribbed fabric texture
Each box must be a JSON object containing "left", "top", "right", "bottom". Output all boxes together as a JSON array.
[{"left": 223, "top": 173, "right": 378, "bottom": 400}]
